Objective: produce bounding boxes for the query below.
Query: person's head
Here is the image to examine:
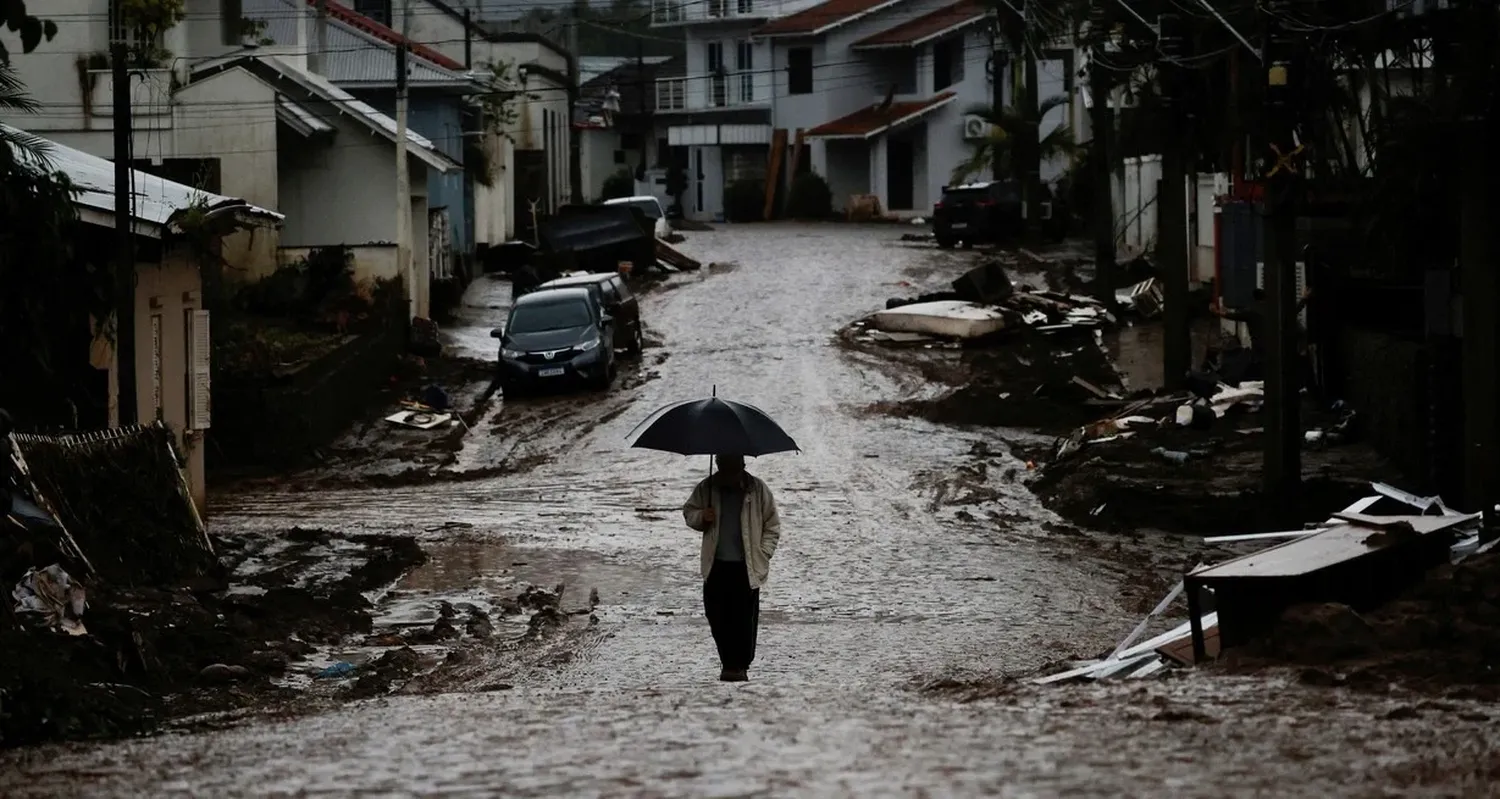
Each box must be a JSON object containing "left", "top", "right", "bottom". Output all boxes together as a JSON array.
[{"left": 715, "top": 454, "right": 745, "bottom": 477}]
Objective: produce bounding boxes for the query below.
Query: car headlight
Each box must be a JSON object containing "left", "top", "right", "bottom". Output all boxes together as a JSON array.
[
  {"left": 577, "top": 337, "right": 601, "bottom": 352},
  {"left": 500, "top": 348, "right": 524, "bottom": 359}
]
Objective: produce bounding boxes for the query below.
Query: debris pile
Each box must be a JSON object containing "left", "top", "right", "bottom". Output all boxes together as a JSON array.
[{"left": 1036, "top": 482, "right": 1496, "bottom": 687}]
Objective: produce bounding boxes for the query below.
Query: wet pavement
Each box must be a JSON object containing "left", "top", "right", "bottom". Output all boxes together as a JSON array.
[{"left": 3, "top": 225, "right": 1493, "bottom": 795}]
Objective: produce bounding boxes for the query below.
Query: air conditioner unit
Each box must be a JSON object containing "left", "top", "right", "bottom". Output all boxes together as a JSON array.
[{"left": 962, "top": 115, "right": 990, "bottom": 141}]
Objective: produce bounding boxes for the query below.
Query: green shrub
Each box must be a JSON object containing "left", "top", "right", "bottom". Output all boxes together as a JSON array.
[
  {"left": 784, "top": 171, "right": 833, "bottom": 219},
  {"left": 724, "top": 179, "right": 764, "bottom": 222},
  {"left": 600, "top": 168, "right": 635, "bottom": 201}
]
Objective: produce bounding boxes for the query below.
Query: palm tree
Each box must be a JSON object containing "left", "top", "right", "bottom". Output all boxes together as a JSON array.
[
  {"left": 0, "top": 61, "right": 53, "bottom": 174},
  {"left": 952, "top": 94, "right": 1080, "bottom": 183}
]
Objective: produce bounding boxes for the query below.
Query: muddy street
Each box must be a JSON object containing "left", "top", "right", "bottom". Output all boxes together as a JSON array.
[{"left": 4, "top": 225, "right": 1493, "bottom": 796}]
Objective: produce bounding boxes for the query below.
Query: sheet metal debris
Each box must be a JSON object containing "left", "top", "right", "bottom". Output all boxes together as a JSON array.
[
  {"left": 1035, "top": 481, "right": 1491, "bottom": 685},
  {"left": 12, "top": 564, "right": 87, "bottom": 636}
]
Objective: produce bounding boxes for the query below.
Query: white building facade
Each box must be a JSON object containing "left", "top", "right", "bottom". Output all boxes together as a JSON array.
[{"left": 653, "top": 0, "right": 1083, "bottom": 219}]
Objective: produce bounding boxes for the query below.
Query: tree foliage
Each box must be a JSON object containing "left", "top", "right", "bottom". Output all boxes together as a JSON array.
[
  {"left": 0, "top": 0, "right": 58, "bottom": 65},
  {"left": 600, "top": 167, "right": 634, "bottom": 201},
  {"left": 953, "top": 94, "right": 1080, "bottom": 183}
]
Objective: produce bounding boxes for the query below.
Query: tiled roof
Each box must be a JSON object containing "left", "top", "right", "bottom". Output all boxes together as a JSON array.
[
  {"left": 850, "top": 0, "right": 987, "bottom": 49},
  {"left": 804, "top": 91, "right": 957, "bottom": 138},
  {"left": 312, "top": 0, "right": 467, "bottom": 70},
  {"left": 755, "top": 0, "right": 907, "bottom": 37}
]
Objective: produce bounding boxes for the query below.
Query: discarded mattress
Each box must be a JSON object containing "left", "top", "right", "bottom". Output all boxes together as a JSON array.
[{"left": 868, "top": 301, "right": 1005, "bottom": 339}]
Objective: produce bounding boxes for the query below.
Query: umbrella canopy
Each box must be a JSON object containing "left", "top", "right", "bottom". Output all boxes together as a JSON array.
[{"left": 629, "top": 396, "right": 799, "bottom": 457}]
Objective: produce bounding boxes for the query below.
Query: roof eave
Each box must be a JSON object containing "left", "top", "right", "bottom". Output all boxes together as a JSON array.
[
  {"left": 851, "top": 14, "right": 988, "bottom": 50},
  {"left": 758, "top": 0, "right": 911, "bottom": 39}
]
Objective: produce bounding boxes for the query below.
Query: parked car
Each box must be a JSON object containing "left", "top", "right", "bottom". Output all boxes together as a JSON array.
[
  {"left": 604, "top": 195, "right": 672, "bottom": 239},
  {"left": 490, "top": 287, "right": 616, "bottom": 393},
  {"left": 535, "top": 271, "right": 644, "bottom": 356},
  {"left": 932, "top": 180, "right": 1068, "bottom": 247}
]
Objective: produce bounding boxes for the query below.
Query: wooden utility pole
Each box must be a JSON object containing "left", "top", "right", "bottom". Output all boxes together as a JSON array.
[
  {"left": 1158, "top": 12, "right": 1190, "bottom": 389},
  {"left": 111, "top": 41, "right": 137, "bottom": 425},
  {"left": 1459, "top": 2, "right": 1499, "bottom": 526},
  {"left": 395, "top": 0, "right": 416, "bottom": 321},
  {"left": 313, "top": 0, "right": 328, "bottom": 73},
  {"left": 1020, "top": 0, "right": 1041, "bottom": 239},
  {"left": 1087, "top": 11, "right": 1116, "bottom": 306},
  {"left": 990, "top": 23, "right": 1007, "bottom": 182},
  {"left": 567, "top": 12, "right": 584, "bottom": 205},
  {"left": 1260, "top": 3, "right": 1301, "bottom": 503}
]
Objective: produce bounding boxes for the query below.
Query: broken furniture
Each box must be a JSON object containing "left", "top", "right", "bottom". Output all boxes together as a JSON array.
[{"left": 1182, "top": 513, "right": 1476, "bottom": 662}]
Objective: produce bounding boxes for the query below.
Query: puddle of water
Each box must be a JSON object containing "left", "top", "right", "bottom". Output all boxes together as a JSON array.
[{"left": 444, "top": 274, "right": 513, "bottom": 361}]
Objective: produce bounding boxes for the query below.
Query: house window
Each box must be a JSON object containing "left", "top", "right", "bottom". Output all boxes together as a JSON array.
[
  {"left": 652, "top": 0, "right": 685, "bottom": 23},
  {"left": 933, "top": 38, "right": 963, "bottom": 91},
  {"left": 656, "top": 78, "right": 685, "bottom": 110},
  {"left": 787, "top": 47, "right": 813, "bottom": 95},
  {"left": 707, "top": 42, "right": 728, "bottom": 107},
  {"left": 621, "top": 133, "right": 644, "bottom": 150},
  {"left": 354, "top": 0, "right": 392, "bottom": 26},
  {"left": 708, "top": 0, "right": 729, "bottom": 17},
  {"left": 736, "top": 41, "right": 753, "bottom": 103},
  {"left": 614, "top": 149, "right": 627, "bottom": 165},
  {"left": 656, "top": 138, "right": 671, "bottom": 167},
  {"left": 737, "top": 0, "right": 754, "bottom": 13}
]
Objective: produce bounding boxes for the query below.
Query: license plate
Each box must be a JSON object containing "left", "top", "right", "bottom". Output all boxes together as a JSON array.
[
  {"left": 951, "top": 222, "right": 968, "bottom": 230},
  {"left": 538, "top": 367, "right": 565, "bottom": 378}
]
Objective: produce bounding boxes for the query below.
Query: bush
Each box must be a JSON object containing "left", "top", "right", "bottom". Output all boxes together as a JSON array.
[
  {"left": 724, "top": 179, "right": 764, "bottom": 222},
  {"left": 600, "top": 168, "right": 635, "bottom": 201},
  {"left": 784, "top": 171, "right": 833, "bottom": 219}
]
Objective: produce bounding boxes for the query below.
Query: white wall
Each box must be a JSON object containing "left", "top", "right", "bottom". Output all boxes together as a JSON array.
[
  {"left": 581, "top": 128, "right": 627, "bottom": 201},
  {"left": 1112, "top": 155, "right": 1229, "bottom": 289},
  {"left": 173, "top": 66, "right": 282, "bottom": 280},
  {"left": 473, "top": 133, "right": 515, "bottom": 245}
]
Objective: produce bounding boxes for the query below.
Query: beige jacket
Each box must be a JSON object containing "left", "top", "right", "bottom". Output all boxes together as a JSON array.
[{"left": 682, "top": 473, "right": 782, "bottom": 589}]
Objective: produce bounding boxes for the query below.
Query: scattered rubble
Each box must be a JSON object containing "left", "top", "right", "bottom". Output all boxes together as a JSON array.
[{"left": 1035, "top": 483, "right": 1497, "bottom": 691}]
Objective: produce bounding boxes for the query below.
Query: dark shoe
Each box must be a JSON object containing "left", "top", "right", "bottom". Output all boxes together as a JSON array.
[{"left": 723, "top": 669, "right": 749, "bottom": 682}]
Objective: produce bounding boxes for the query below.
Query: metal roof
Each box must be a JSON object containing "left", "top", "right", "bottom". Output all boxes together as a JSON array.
[
  {"left": 191, "top": 55, "right": 461, "bottom": 173},
  {"left": 1, "top": 124, "right": 283, "bottom": 238},
  {"left": 276, "top": 96, "right": 336, "bottom": 137},
  {"left": 320, "top": 12, "right": 479, "bottom": 87}
]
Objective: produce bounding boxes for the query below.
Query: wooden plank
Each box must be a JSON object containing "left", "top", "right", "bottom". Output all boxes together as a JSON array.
[
  {"left": 764, "top": 127, "right": 788, "bottom": 221},
  {"left": 655, "top": 239, "right": 701, "bottom": 271},
  {"left": 789, "top": 128, "right": 805, "bottom": 181},
  {"left": 1158, "top": 624, "right": 1220, "bottom": 666}
]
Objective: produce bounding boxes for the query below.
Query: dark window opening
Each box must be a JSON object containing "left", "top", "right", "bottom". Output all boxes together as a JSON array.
[
  {"left": 656, "top": 138, "right": 671, "bottom": 167},
  {"left": 354, "top": 0, "right": 392, "bottom": 26},
  {"left": 787, "top": 47, "right": 813, "bottom": 95},
  {"left": 933, "top": 38, "right": 962, "bottom": 91},
  {"left": 220, "top": 0, "right": 243, "bottom": 45},
  {"left": 613, "top": 149, "right": 627, "bottom": 165}
]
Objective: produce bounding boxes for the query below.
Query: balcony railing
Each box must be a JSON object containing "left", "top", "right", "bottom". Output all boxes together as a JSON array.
[
  {"left": 656, "top": 74, "right": 762, "bottom": 111},
  {"left": 653, "top": 0, "right": 764, "bottom": 23}
]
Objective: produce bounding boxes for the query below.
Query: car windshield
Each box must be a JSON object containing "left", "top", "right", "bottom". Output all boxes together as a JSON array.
[{"left": 508, "top": 300, "right": 593, "bottom": 333}]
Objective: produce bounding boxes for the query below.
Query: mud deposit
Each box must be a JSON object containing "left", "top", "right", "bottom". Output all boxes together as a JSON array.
[{"left": 0, "top": 529, "right": 424, "bottom": 747}]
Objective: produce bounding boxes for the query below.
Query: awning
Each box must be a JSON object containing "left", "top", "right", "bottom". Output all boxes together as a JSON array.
[
  {"left": 804, "top": 92, "right": 957, "bottom": 140},
  {"left": 276, "top": 96, "right": 334, "bottom": 138}
]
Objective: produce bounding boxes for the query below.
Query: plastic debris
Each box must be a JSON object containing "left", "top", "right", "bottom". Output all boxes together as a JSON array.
[
  {"left": 317, "top": 661, "right": 357, "bottom": 679},
  {"left": 12, "top": 564, "right": 87, "bottom": 636}
]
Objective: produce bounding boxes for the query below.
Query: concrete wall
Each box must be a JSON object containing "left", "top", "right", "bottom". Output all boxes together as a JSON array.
[
  {"left": 173, "top": 66, "right": 282, "bottom": 281},
  {"left": 101, "top": 246, "right": 208, "bottom": 511},
  {"left": 473, "top": 133, "right": 516, "bottom": 245},
  {"left": 582, "top": 128, "right": 628, "bottom": 201},
  {"left": 820, "top": 139, "right": 869, "bottom": 211}
]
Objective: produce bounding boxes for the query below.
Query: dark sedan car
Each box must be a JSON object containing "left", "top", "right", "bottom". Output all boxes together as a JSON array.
[
  {"left": 491, "top": 287, "right": 616, "bottom": 393},
  {"left": 932, "top": 180, "right": 1067, "bottom": 247},
  {"left": 535, "top": 272, "right": 644, "bottom": 356}
]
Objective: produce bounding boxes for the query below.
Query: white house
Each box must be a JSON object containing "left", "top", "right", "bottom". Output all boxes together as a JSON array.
[
  {"left": 0, "top": 0, "right": 466, "bottom": 318},
  {"left": 650, "top": 0, "right": 1082, "bottom": 219}
]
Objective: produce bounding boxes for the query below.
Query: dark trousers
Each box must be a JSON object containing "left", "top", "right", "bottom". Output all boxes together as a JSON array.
[{"left": 703, "top": 559, "right": 760, "bottom": 671}]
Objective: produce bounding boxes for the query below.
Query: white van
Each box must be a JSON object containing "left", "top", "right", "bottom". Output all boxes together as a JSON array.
[{"left": 603, "top": 195, "right": 672, "bottom": 239}]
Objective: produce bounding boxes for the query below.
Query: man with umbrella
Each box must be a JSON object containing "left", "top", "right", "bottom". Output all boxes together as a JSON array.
[{"left": 682, "top": 453, "right": 782, "bottom": 682}]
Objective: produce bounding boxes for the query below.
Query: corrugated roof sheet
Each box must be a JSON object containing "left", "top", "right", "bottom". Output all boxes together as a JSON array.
[
  {"left": 320, "top": 16, "right": 475, "bottom": 86},
  {"left": 276, "top": 96, "right": 335, "bottom": 137},
  {"left": 1, "top": 124, "right": 283, "bottom": 235},
  {"left": 804, "top": 91, "right": 957, "bottom": 138},
  {"left": 239, "top": 0, "right": 473, "bottom": 84},
  {"left": 755, "top": 0, "right": 906, "bottom": 37},
  {"left": 850, "top": 0, "right": 987, "bottom": 49}
]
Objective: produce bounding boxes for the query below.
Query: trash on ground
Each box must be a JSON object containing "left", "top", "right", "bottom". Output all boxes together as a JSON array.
[
  {"left": 317, "top": 662, "right": 358, "bottom": 679},
  {"left": 869, "top": 301, "right": 1007, "bottom": 339},
  {"left": 385, "top": 408, "right": 455, "bottom": 430},
  {"left": 12, "top": 564, "right": 87, "bottom": 636}
]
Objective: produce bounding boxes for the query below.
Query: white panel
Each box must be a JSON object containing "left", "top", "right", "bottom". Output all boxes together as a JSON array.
[
  {"left": 719, "top": 124, "right": 772, "bottom": 145},
  {"left": 668, "top": 125, "right": 721, "bottom": 146},
  {"left": 187, "top": 310, "right": 212, "bottom": 431}
]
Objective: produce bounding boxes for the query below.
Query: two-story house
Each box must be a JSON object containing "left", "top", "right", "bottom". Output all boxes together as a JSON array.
[
  {"left": 653, "top": 0, "right": 1081, "bottom": 219},
  {"left": 650, "top": 0, "right": 784, "bottom": 221}
]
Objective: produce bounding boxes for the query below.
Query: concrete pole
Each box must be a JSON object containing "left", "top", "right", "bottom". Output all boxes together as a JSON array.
[
  {"left": 395, "top": 0, "right": 416, "bottom": 321},
  {"left": 111, "top": 41, "right": 137, "bottom": 425},
  {"left": 1088, "top": 38, "right": 1116, "bottom": 307}
]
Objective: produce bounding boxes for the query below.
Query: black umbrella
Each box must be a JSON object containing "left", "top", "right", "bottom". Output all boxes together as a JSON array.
[{"left": 628, "top": 389, "right": 799, "bottom": 457}]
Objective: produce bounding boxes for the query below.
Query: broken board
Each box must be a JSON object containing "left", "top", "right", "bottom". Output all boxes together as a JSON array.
[
  {"left": 385, "top": 410, "right": 454, "bottom": 430},
  {"left": 655, "top": 239, "right": 701, "bottom": 271},
  {"left": 869, "top": 301, "right": 1005, "bottom": 339}
]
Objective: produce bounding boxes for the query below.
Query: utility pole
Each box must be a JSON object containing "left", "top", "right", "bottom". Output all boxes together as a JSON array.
[
  {"left": 567, "top": 11, "right": 584, "bottom": 205},
  {"left": 1158, "top": 12, "right": 1190, "bottom": 389},
  {"left": 1020, "top": 0, "right": 1041, "bottom": 239},
  {"left": 1087, "top": 9, "right": 1116, "bottom": 306},
  {"left": 990, "top": 24, "right": 1006, "bottom": 182},
  {"left": 1459, "top": 2, "right": 1498, "bottom": 527},
  {"left": 395, "top": 0, "right": 416, "bottom": 321},
  {"left": 1260, "top": 2, "right": 1301, "bottom": 504},
  {"left": 464, "top": 8, "right": 473, "bottom": 69},
  {"left": 313, "top": 0, "right": 328, "bottom": 73},
  {"left": 111, "top": 41, "right": 137, "bottom": 425},
  {"left": 636, "top": 38, "right": 648, "bottom": 180}
]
